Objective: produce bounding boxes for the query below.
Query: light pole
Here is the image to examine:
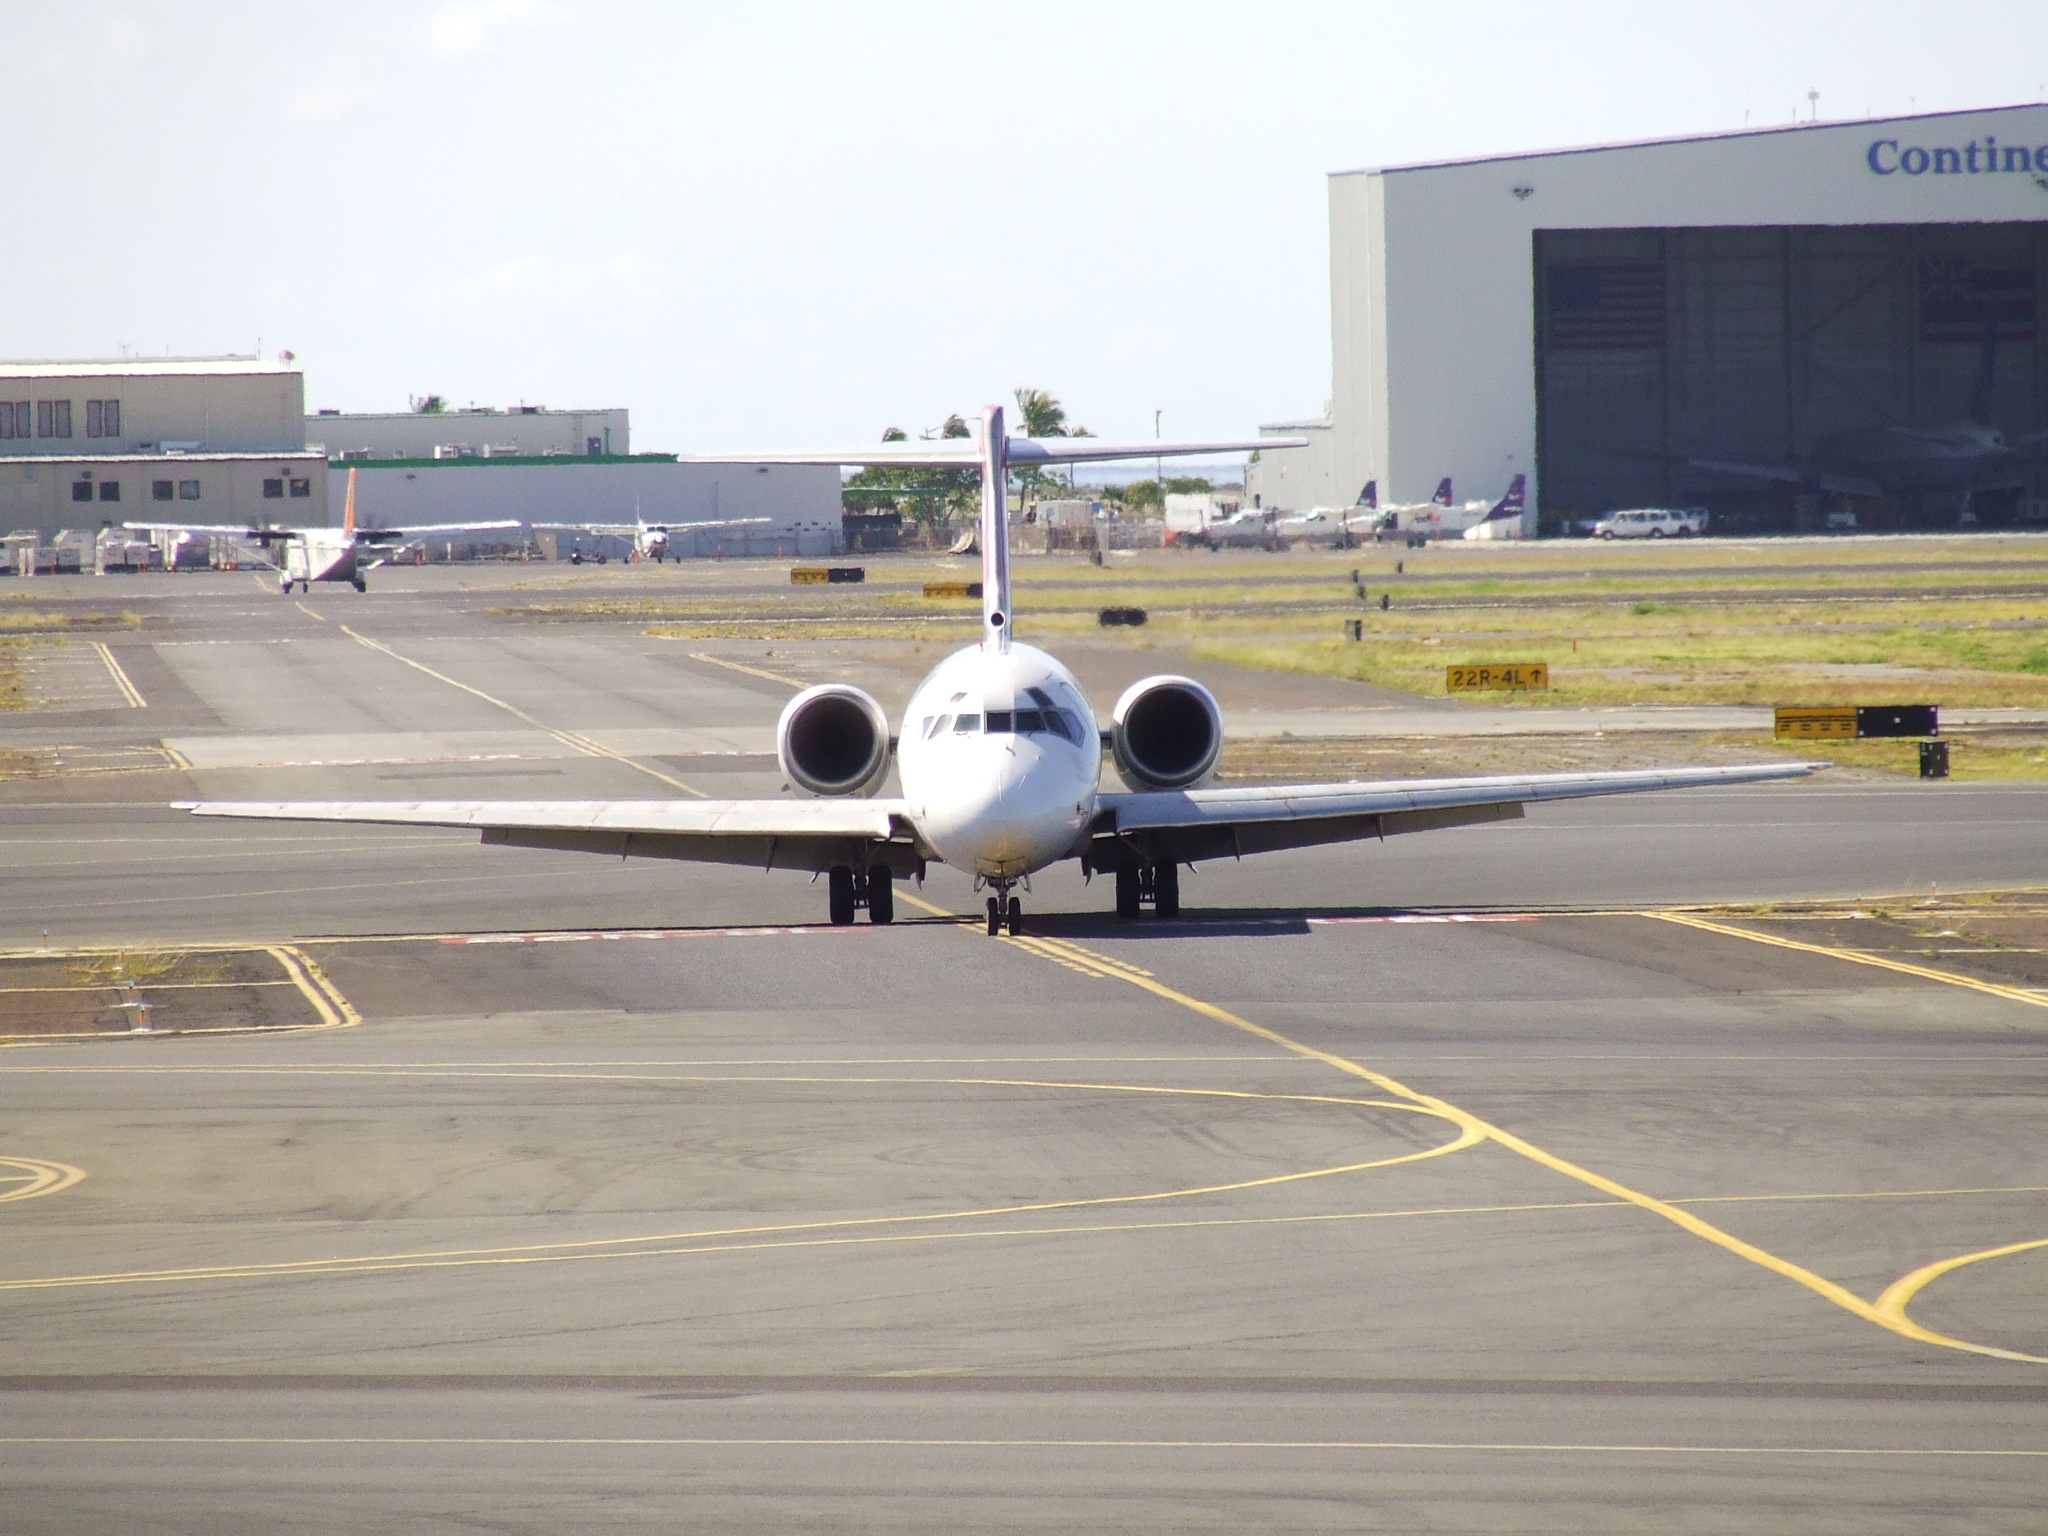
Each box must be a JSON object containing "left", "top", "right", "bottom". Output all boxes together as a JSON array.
[{"left": 1154, "top": 409, "right": 1162, "bottom": 514}]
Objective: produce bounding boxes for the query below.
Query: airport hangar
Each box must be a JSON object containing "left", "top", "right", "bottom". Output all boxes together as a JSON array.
[
  {"left": 1248, "top": 102, "right": 2048, "bottom": 534},
  {"left": 0, "top": 357, "right": 841, "bottom": 555}
]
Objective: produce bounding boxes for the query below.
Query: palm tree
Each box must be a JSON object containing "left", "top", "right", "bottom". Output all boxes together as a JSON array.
[{"left": 1012, "top": 387, "right": 1068, "bottom": 439}]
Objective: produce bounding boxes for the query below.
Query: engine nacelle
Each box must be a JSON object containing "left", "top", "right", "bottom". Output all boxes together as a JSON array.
[
  {"left": 777, "top": 684, "right": 893, "bottom": 797},
  {"left": 1110, "top": 675, "right": 1222, "bottom": 791}
]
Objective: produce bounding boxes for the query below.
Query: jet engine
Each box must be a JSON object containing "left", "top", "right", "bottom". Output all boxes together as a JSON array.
[
  {"left": 777, "top": 684, "right": 893, "bottom": 797},
  {"left": 1110, "top": 675, "right": 1222, "bottom": 791}
]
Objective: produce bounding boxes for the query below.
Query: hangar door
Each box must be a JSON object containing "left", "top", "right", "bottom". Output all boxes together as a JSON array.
[{"left": 1535, "top": 223, "right": 2048, "bottom": 533}]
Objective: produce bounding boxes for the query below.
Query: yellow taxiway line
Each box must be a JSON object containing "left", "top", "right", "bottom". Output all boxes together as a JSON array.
[
  {"left": 340, "top": 626, "right": 707, "bottom": 797},
  {"left": 0, "top": 1157, "right": 85, "bottom": 1204},
  {"left": 91, "top": 642, "right": 146, "bottom": 708},
  {"left": 930, "top": 919, "right": 2048, "bottom": 1366},
  {"left": 687, "top": 651, "right": 807, "bottom": 688},
  {"left": 1648, "top": 910, "right": 2048, "bottom": 1011}
]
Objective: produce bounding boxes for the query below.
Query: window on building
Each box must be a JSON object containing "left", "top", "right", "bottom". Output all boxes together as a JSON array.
[
  {"left": 101, "top": 399, "right": 118, "bottom": 437},
  {"left": 6, "top": 401, "right": 24, "bottom": 440},
  {"left": 36, "top": 400, "right": 72, "bottom": 438},
  {"left": 0, "top": 402, "right": 13, "bottom": 439},
  {"left": 178, "top": 480, "right": 200, "bottom": 501},
  {"left": 98, "top": 482, "right": 120, "bottom": 503},
  {"left": 152, "top": 480, "right": 174, "bottom": 501},
  {"left": 263, "top": 478, "right": 285, "bottom": 499},
  {"left": 71, "top": 481, "right": 93, "bottom": 503},
  {"left": 289, "top": 478, "right": 311, "bottom": 498},
  {"left": 86, "top": 401, "right": 102, "bottom": 437}
]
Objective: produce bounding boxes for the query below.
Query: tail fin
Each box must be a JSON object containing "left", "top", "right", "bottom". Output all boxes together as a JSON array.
[
  {"left": 980, "top": 405, "right": 1011, "bottom": 652},
  {"left": 1968, "top": 309, "right": 1999, "bottom": 426},
  {"left": 1484, "top": 473, "right": 1527, "bottom": 522},
  {"left": 343, "top": 467, "right": 358, "bottom": 537},
  {"left": 1356, "top": 479, "right": 1377, "bottom": 509},
  {"left": 1431, "top": 477, "right": 1452, "bottom": 507}
]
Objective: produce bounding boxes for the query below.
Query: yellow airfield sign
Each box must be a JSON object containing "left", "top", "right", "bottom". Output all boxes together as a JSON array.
[{"left": 1446, "top": 663, "right": 1548, "bottom": 693}]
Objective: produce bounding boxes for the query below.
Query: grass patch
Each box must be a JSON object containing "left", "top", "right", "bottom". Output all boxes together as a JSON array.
[{"left": 1747, "top": 736, "right": 2048, "bottom": 780}]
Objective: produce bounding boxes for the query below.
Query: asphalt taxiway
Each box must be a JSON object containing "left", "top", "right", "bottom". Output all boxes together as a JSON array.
[{"left": 3, "top": 568, "right": 2044, "bottom": 1532}]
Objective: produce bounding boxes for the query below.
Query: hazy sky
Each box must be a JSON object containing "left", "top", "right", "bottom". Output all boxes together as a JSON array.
[{"left": 5, "top": 2, "right": 2047, "bottom": 452}]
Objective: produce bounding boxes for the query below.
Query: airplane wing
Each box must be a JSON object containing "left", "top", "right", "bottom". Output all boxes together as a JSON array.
[
  {"left": 1093, "top": 763, "right": 1818, "bottom": 863},
  {"left": 681, "top": 438, "right": 1306, "bottom": 468},
  {"left": 122, "top": 520, "right": 264, "bottom": 537},
  {"left": 355, "top": 520, "right": 523, "bottom": 544},
  {"left": 175, "top": 797, "right": 927, "bottom": 874},
  {"left": 532, "top": 518, "right": 773, "bottom": 535}
]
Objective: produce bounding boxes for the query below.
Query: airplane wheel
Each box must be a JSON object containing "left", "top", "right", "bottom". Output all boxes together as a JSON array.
[
  {"left": 352, "top": 578, "right": 366, "bottom": 592},
  {"left": 1155, "top": 863, "right": 1181, "bottom": 919},
  {"left": 1115, "top": 865, "right": 1141, "bottom": 919},
  {"left": 827, "top": 866, "right": 857, "bottom": 925},
  {"left": 986, "top": 897, "right": 1002, "bottom": 937},
  {"left": 867, "top": 865, "right": 894, "bottom": 924},
  {"left": 1006, "top": 897, "right": 1022, "bottom": 936}
]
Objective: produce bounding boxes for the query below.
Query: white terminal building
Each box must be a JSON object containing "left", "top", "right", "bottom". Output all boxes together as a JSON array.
[
  {"left": 0, "top": 357, "right": 328, "bottom": 536},
  {"left": 0, "top": 358, "right": 841, "bottom": 554},
  {"left": 1249, "top": 103, "right": 2048, "bottom": 534}
]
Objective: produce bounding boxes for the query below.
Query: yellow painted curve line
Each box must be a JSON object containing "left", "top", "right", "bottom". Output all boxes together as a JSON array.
[
  {"left": 0, "top": 1157, "right": 85, "bottom": 1204},
  {"left": 1001, "top": 929, "right": 2048, "bottom": 1366},
  {"left": 1647, "top": 911, "right": 2048, "bottom": 1011},
  {"left": 268, "top": 946, "right": 362, "bottom": 1031},
  {"left": 0, "top": 1085, "right": 1477, "bottom": 1292},
  {"left": 340, "top": 626, "right": 706, "bottom": 798},
  {"left": 91, "top": 642, "right": 146, "bottom": 708},
  {"left": 1874, "top": 1237, "right": 2048, "bottom": 1363}
]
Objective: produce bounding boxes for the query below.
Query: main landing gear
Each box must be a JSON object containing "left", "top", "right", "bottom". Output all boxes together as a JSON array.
[
  {"left": 1114, "top": 862, "right": 1180, "bottom": 920},
  {"left": 826, "top": 863, "right": 895, "bottom": 926}
]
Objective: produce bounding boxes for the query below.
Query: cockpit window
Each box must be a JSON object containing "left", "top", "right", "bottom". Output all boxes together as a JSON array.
[
  {"left": 1013, "top": 709, "right": 1044, "bottom": 733},
  {"left": 952, "top": 714, "right": 980, "bottom": 733},
  {"left": 1026, "top": 686, "right": 1057, "bottom": 708},
  {"left": 926, "top": 714, "right": 951, "bottom": 739},
  {"left": 985, "top": 710, "right": 1014, "bottom": 733}
]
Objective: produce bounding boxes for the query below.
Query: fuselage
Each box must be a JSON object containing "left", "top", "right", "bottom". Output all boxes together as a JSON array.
[
  {"left": 896, "top": 640, "right": 1101, "bottom": 880},
  {"left": 284, "top": 531, "right": 364, "bottom": 585}
]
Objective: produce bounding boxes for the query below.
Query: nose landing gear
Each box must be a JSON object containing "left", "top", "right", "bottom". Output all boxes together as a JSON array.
[
  {"left": 983, "top": 891, "right": 1022, "bottom": 937},
  {"left": 826, "top": 863, "right": 896, "bottom": 926}
]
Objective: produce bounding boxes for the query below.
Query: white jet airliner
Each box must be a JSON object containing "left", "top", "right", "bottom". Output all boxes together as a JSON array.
[
  {"left": 181, "top": 406, "right": 1816, "bottom": 935},
  {"left": 131, "top": 468, "right": 519, "bottom": 593}
]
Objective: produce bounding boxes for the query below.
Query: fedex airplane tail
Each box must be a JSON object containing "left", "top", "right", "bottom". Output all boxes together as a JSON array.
[
  {"left": 1431, "top": 477, "right": 1453, "bottom": 508},
  {"left": 1481, "top": 473, "right": 1527, "bottom": 523},
  {"left": 1355, "top": 480, "right": 1377, "bottom": 509}
]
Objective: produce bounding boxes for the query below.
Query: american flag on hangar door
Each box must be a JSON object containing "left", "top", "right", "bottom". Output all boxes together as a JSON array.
[
  {"left": 1919, "top": 260, "right": 2036, "bottom": 343},
  {"left": 1546, "top": 264, "right": 1666, "bottom": 350}
]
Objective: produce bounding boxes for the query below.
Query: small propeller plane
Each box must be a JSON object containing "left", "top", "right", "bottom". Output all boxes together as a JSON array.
[
  {"left": 129, "top": 467, "right": 519, "bottom": 593},
  {"left": 533, "top": 512, "right": 772, "bottom": 563},
  {"left": 179, "top": 408, "right": 1816, "bottom": 934}
]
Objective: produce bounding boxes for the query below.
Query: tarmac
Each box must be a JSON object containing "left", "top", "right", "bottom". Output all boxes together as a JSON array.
[{"left": 2, "top": 567, "right": 2045, "bottom": 1532}]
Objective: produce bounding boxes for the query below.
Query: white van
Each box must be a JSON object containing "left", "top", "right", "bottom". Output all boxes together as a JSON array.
[{"left": 1591, "top": 507, "right": 1707, "bottom": 539}]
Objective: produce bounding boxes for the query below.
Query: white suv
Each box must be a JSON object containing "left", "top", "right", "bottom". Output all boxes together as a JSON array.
[{"left": 1592, "top": 507, "right": 1706, "bottom": 539}]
